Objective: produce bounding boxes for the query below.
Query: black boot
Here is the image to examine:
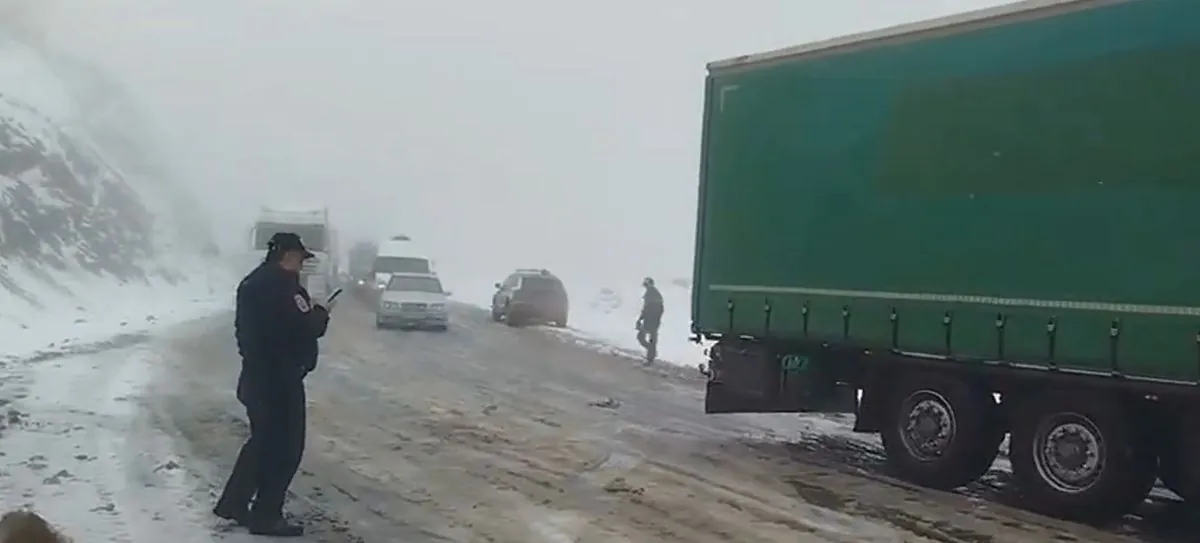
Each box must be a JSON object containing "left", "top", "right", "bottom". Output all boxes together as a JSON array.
[
  {"left": 212, "top": 503, "right": 249, "bottom": 526},
  {"left": 247, "top": 517, "right": 305, "bottom": 537}
]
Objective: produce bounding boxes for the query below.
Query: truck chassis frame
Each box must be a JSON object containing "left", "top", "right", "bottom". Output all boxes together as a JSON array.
[{"left": 699, "top": 308, "right": 1200, "bottom": 522}]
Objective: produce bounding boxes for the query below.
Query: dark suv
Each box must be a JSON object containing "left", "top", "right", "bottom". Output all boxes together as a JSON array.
[{"left": 491, "top": 269, "right": 569, "bottom": 327}]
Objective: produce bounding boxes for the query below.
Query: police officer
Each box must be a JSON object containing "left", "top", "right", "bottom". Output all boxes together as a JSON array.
[
  {"left": 213, "top": 232, "right": 331, "bottom": 537},
  {"left": 635, "top": 277, "right": 664, "bottom": 364}
]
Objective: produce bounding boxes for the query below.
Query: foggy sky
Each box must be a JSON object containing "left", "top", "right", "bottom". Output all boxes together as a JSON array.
[{"left": 8, "top": 0, "right": 1001, "bottom": 283}]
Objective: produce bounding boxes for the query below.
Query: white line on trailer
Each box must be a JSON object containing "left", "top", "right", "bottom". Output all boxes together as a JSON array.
[{"left": 707, "top": 284, "right": 1200, "bottom": 317}]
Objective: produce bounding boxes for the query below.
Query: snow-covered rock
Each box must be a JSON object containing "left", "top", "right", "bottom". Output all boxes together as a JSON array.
[
  {"left": 0, "top": 34, "right": 234, "bottom": 358},
  {"left": 0, "top": 89, "right": 156, "bottom": 282}
]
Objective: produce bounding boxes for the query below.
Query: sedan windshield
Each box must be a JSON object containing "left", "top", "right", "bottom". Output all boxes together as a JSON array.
[
  {"left": 386, "top": 275, "right": 443, "bottom": 293},
  {"left": 374, "top": 256, "right": 431, "bottom": 274}
]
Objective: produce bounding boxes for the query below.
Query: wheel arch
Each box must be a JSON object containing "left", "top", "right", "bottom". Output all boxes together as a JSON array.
[{"left": 855, "top": 358, "right": 1000, "bottom": 433}]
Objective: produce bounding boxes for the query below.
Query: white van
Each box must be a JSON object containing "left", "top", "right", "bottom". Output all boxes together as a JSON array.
[
  {"left": 372, "top": 236, "right": 435, "bottom": 289},
  {"left": 376, "top": 273, "right": 451, "bottom": 330}
]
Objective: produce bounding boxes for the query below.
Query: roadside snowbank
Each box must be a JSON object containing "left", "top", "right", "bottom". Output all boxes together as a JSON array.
[
  {"left": 0, "top": 258, "right": 238, "bottom": 362},
  {"left": 0, "top": 316, "right": 252, "bottom": 542},
  {"left": 445, "top": 274, "right": 706, "bottom": 368},
  {"left": 550, "top": 280, "right": 706, "bottom": 367}
]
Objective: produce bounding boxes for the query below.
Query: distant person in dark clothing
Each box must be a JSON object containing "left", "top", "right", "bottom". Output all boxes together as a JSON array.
[
  {"left": 214, "top": 232, "right": 332, "bottom": 537},
  {"left": 636, "top": 277, "right": 664, "bottom": 364}
]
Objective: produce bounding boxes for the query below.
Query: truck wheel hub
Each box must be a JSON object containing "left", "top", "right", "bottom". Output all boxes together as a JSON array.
[
  {"left": 1035, "top": 419, "right": 1103, "bottom": 493},
  {"left": 900, "top": 392, "right": 955, "bottom": 461}
]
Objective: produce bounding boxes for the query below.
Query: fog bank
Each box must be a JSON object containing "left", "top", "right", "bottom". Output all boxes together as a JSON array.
[{"left": 4, "top": 0, "right": 1001, "bottom": 281}]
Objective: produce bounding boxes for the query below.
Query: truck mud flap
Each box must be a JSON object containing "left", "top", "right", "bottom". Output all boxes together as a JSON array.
[{"left": 705, "top": 339, "right": 852, "bottom": 414}]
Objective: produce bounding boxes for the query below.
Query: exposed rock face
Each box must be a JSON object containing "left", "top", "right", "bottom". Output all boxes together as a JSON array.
[
  {"left": 0, "top": 35, "right": 213, "bottom": 304},
  {"left": 0, "top": 93, "right": 154, "bottom": 280}
]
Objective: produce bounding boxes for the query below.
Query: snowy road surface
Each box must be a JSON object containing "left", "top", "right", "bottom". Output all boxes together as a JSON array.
[{"left": 2, "top": 301, "right": 1189, "bottom": 541}]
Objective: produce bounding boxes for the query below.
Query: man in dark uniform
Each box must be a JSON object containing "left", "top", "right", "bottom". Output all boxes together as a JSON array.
[
  {"left": 636, "top": 276, "right": 664, "bottom": 364},
  {"left": 213, "top": 232, "right": 332, "bottom": 537}
]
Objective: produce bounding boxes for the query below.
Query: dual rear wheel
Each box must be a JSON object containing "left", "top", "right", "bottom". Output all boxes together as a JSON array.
[{"left": 880, "top": 374, "right": 1155, "bottom": 522}]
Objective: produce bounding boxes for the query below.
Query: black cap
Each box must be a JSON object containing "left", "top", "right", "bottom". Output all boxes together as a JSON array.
[{"left": 267, "top": 232, "right": 315, "bottom": 259}]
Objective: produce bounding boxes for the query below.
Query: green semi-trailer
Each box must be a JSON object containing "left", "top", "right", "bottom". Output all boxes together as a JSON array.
[{"left": 692, "top": 0, "right": 1200, "bottom": 522}]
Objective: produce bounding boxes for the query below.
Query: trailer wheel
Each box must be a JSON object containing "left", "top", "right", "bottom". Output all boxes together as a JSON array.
[
  {"left": 880, "top": 374, "right": 1003, "bottom": 490},
  {"left": 1009, "top": 392, "right": 1155, "bottom": 521}
]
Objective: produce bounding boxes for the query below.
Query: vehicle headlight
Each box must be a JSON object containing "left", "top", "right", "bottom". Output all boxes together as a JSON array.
[
  {"left": 381, "top": 301, "right": 400, "bottom": 310},
  {"left": 430, "top": 303, "right": 446, "bottom": 311}
]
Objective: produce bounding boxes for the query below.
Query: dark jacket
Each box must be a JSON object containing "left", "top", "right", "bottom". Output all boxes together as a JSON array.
[
  {"left": 640, "top": 285, "right": 664, "bottom": 325},
  {"left": 234, "top": 262, "right": 330, "bottom": 393}
]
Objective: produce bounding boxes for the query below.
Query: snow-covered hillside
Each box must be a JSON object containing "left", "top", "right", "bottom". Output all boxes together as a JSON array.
[{"left": 0, "top": 35, "right": 233, "bottom": 359}]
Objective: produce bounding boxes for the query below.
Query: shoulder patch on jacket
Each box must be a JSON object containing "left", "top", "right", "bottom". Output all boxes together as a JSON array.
[{"left": 294, "top": 294, "right": 311, "bottom": 312}]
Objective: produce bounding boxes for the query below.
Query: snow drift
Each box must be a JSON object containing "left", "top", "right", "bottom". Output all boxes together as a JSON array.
[{"left": 0, "top": 34, "right": 232, "bottom": 358}]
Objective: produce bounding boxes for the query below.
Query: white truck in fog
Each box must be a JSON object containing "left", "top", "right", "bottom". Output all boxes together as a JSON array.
[
  {"left": 371, "top": 235, "right": 435, "bottom": 290},
  {"left": 250, "top": 206, "right": 339, "bottom": 298}
]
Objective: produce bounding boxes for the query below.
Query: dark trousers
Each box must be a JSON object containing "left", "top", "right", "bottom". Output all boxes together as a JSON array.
[
  {"left": 217, "top": 377, "right": 307, "bottom": 521},
  {"left": 636, "top": 318, "right": 660, "bottom": 362}
]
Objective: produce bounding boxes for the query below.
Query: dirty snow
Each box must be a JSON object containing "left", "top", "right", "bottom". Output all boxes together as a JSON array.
[
  {"left": 0, "top": 301, "right": 273, "bottom": 542},
  {"left": 1, "top": 341, "right": 198, "bottom": 541},
  {"left": 443, "top": 273, "right": 878, "bottom": 452}
]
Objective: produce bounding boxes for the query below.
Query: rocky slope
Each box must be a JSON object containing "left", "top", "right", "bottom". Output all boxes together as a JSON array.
[{"left": 0, "top": 34, "right": 216, "bottom": 310}]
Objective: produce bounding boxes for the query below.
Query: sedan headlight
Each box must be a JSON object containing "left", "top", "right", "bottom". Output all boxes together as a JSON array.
[
  {"left": 430, "top": 303, "right": 446, "bottom": 311},
  {"left": 380, "top": 301, "right": 400, "bottom": 310}
]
